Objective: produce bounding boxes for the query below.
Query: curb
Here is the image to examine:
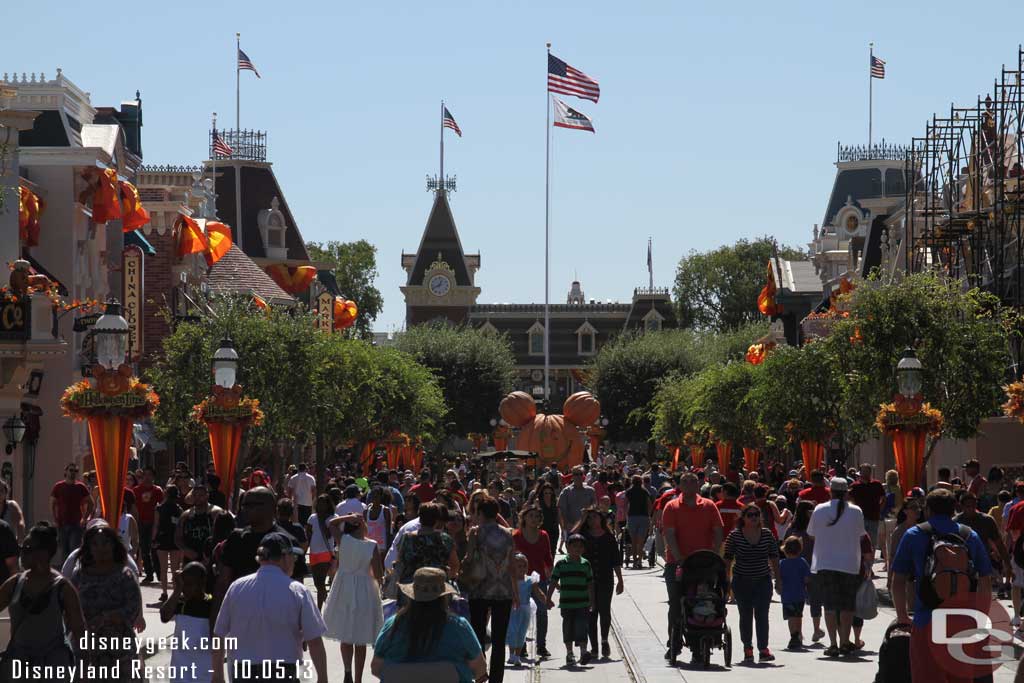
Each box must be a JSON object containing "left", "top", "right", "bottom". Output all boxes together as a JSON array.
[{"left": 610, "top": 606, "right": 646, "bottom": 683}]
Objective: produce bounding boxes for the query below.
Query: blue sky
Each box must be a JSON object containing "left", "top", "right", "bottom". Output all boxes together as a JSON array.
[{"left": 9, "top": 1, "right": 1024, "bottom": 331}]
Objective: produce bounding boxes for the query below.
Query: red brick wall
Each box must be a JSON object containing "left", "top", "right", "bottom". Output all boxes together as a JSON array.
[{"left": 140, "top": 229, "right": 177, "bottom": 373}]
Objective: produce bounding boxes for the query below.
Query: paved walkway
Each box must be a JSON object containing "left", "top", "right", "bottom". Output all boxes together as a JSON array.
[{"left": 607, "top": 559, "right": 1021, "bottom": 683}]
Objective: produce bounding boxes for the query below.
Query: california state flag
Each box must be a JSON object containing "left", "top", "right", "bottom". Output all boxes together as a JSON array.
[{"left": 552, "top": 97, "right": 595, "bottom": 133}]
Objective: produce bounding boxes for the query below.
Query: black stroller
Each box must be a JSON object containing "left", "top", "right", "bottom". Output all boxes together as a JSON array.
[{"left": 668, "top": 550, "right": 732, "bottom": 668}]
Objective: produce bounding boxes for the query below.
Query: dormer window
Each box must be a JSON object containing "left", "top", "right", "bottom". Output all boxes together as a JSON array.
[
  {"left": 479, "top": 320, "right": 498, "bottom": 335},
  {"left": 576, "top": 321, "right": 597, "bottom": 355},
  {"left": 527, "top": 321, "right": 545, "bottom": 356},
  {"left": 643, "top": 308, "right": 664, "bottom": 332},
  {"left": 256, "top": 197, "right": 289, "bottom": 260}
]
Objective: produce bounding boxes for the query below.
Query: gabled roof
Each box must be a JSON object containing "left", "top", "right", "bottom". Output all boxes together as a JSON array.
[
  {"left": 211, "top": 163, "right": 311, "bottom": 262},
  {"left": 408, "top": 192, "right": 472, "bottom": 286},
  {"left": 207, "top": 245, "right": 293, "bottom": 303}
]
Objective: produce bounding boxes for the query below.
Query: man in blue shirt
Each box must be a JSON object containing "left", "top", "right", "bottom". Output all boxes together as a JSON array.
[{"left": 891, "top": 488, "right": 993, "bottom": 683}]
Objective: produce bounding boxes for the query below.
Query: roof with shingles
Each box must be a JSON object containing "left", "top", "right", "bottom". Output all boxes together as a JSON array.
[{"left": 207, "top": 245, "right": 293, "bottom": 302}]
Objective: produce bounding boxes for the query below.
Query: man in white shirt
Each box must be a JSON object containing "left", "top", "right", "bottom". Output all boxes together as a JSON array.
[
  {"left": 384, "top": 495, "right": 423, "bottom": 569},
  {"left": 213, "top": 531, "right": 327, "bottom": 683},
  {"left": 807, "top": 477, "right": 864, "bottom": 657},
  {"left": 335, "top": 484, "right": 366, "bottom": 517},
  {"left": 286, "top": 463, "right": 317, "bottom": 523}
]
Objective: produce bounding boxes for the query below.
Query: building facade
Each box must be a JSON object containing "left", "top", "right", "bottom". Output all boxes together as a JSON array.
[{"left": 401, "top": 186, "right": 676, "bottom": 406}]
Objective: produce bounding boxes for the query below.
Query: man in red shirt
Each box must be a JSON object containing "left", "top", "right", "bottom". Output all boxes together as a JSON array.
[
  {"left": 408, "top": 469, "right": 436, "bottom": 503},
  {"left": 132, "top": 466, "right": 164, "bottom": 583},
  {"left": 661, "top": 472, "right": 724, "bottom": 659},
  {"left": 849, "top": 463, "right": 886, "bottom": 549},
  {"left": 50, "top": 462, "right": 93, "bottom": 561},
  {"left": 798, "top": 471, "right": 832, "bottom": 506},
  {"left": 715, "top": 482, "right": 744, "bottom": 531}
]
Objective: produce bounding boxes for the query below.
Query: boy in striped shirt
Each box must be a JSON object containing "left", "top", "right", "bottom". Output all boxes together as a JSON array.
[{"left": 546, "top": 533, "right": 595, "bottom": 665}]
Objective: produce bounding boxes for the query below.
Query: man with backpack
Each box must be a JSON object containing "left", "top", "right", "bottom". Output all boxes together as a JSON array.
[{"left": 891, "top": 488, "right": 993, "bottom": 683}]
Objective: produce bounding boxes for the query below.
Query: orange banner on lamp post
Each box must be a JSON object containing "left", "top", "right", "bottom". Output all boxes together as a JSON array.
[
  {"left": 742, "top": 447, "right": 761, "bottom": 472},
  {"left": 716, "top": 442, "right": 732, "bottom": 476},
  {"left": 891, "top": 428, "right": 927, "bottom": 492},
  {"left": 689, "top": 446, "right": 704, "bottom": 468},
  {"left": 208, "top": 421, "right": 244, "bottom": 506},
  {"left": 800, "top": 441, "right": 824, "bottom": 475},
  {"left": 671, "top": 446, "right": 681, "bottom": 471},
  {"left": 86, "top": 414, "right": 134, "bottom": 527}
]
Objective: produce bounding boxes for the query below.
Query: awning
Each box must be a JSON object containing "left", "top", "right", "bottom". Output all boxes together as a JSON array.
[
  {"left": 21, "top": 252, "right": 68, "bottom": 295},
  {"left": 125, "top": 229, "right": 156, "bottom": 256}
]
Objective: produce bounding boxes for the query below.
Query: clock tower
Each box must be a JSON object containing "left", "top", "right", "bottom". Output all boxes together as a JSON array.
[{"left": 401, "top": 186, "right": 480, "bottom": 325}]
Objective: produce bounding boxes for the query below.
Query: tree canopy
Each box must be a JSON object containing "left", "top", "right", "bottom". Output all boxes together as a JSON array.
[
  {"left": 394, "top": 324, "right": 517, "bottom": 436},
  {"left": 673, "top": 237, "right": 804, "bottom": 331},
  {"left": 589, "top": 322, "right": 767, "bottom": 442},
  {"left": 306, "top": 240, "right": 384, "bottom": 339},
  {"left": 148, "top": 298, "right": 447, "bottom": 456}
]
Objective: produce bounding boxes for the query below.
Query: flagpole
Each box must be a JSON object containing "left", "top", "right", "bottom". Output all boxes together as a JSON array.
[
  {"left": 236, "top": 33, "right": 241, "bottom": 131},
  {"left": 211, "top": 112, "right": 217, "bottom": 215},
  {"left": 544, "top": 42, "right": 552, "bottom": 407},
  {"left": 869, "top": 42, "right": 873, "bottom": 148},
  {"left": 440, "top": 100, "right": 445, "bottom": 184}
]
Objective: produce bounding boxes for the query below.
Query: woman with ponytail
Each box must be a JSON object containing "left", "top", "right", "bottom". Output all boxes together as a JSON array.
[{"left": 806, "top": 477, "right": 864, "bottom": 658}]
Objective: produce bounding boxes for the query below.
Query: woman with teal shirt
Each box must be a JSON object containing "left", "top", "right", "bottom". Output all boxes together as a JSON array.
[{"left": 371, "top": 567, "right": 486, "bottom": 683}]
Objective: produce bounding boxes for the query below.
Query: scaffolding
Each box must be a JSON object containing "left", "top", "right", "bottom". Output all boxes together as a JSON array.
[{"left": 905, "top": 46, "right": 1024, "bottom": 311}]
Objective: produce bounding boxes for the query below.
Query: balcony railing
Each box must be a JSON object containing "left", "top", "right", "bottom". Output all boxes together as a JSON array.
[
  {"left": 210, "top": 129, "right": 267, "bottom": 162},
  {"left": 837, "top": 141, "right": 909, "bottom": 163}
]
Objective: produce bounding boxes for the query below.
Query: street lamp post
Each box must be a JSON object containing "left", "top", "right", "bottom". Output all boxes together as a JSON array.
[
  {"left": 60, "top": 299, "right": 159, "bottom": 527},
  {"left": 194, "top": 338, "right": 262, "bottom": 510},
  {"left": 896, "top": 347, "right": 924, "bottom": 399},
  {"left": 2, "top": 415, "right": 25, "bottom": 455}
]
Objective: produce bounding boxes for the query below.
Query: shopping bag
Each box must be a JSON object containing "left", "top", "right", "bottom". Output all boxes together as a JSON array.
[{"left": 855, "top": 579, "right": 879, "bottom": 620}]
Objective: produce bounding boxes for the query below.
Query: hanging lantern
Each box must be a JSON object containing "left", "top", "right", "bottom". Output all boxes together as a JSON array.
[{"left": 896, "top": 348, "right": 923, "bottom": 399}]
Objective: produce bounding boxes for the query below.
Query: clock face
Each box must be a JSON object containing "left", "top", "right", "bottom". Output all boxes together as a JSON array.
[{"left": 428, "top": 274, "right": 451, "bottom": 297}]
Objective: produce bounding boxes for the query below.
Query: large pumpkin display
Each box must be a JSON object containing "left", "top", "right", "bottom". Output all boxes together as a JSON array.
[
  {"left": 563, "top": 391, "right": 600, "bottom": 427},
  {"left": 499, "top": 391, "right": 537, "bottom": 428},
  {"left": 498, "top": 389, "right": 596, "bottom": 467}
]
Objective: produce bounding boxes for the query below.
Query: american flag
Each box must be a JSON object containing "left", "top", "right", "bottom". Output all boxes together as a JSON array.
[
  {"left": 548, "top": 53, "right": 600, "bottom": 103},
  {"left": 443, "top": 106, "right": 462, "bottom": 137},
  {"left": 871, "top": 55, "right": 886, "bottom": 79},
  {"left": 212, "top": 129, "right": 233, "bottom": 158},
  {"left": 238, "top": 48, "right": 261, "bottom": 78},
  {"left": 552, "top": 97, "right": 594, "bottom": 133}
]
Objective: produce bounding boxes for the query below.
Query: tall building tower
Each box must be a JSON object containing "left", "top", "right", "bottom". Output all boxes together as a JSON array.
[{"left": 401, "top": 180, "right": 480, "bottom": 325}]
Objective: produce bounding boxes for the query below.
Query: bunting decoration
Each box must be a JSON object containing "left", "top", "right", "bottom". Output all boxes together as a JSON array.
[
  {"left": 204, "top": 222, "right": 233, "bottom": 267},
  {"left": 18, "top": 186, "right": 43, "bottom": 247},
  {"left": 757, "top": 262, "right": 781, "bottom": 316},
  {"left": 118, "top": 181, "right": 151, "bottom": 232},
  {"left": 333, "top": 298, "right": 358, "bottom": 331},
  {"left": 172, "top": 215, "right": 233, "bottom": 267},
  {"left": 266, "top": 264, "right": 317, "bottom": 295},
  {"left": 90, "top": 168, "right": 123, "bottom": 224}
]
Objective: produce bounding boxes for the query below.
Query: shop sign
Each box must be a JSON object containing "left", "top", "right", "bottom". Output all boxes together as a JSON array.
[{"left": 122, "top": 246, "right": 144, "bottom": 361}]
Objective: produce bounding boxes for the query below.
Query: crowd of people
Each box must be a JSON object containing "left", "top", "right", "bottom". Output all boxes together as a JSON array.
[{"left": 0, "top": 451, "right": 1011, "bottom": 682}]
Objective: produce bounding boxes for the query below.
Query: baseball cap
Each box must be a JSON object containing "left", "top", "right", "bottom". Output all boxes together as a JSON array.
[
  {"left": 257, "top": 532, "right": 303, "bottom": 560},
  {"left": 829, "top": 477, "right": 849, "bottom": 492}
]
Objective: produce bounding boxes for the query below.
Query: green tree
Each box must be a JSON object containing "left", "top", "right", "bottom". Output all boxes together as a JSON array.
[
  {"left": 394, "top": 324, "right": 516, "bottom": 436},
  {"left": 148, "top": 298, "right": 322, "bottom": 450},
  {"left": 673, "top": 237, "right": 805, "bottom": 331},
  {"left": 825, "top": 272, "right": 1012, "bottom": 449},
  {"left": 685, "top": 361, "right": 760, "bottom": 449},
  {"left": 306, "top": 240, "right": 384, "bottom": 338},
  {"left": 589, "top": 324, "right": 767, "bottom": 443},
  {"left": 746, "top": 343, "right": 849, "bottom": 451}
]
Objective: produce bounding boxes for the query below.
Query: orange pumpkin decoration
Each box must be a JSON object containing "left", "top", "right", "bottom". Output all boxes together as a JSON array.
[
  {"left": 562, "top": 391, "right": 601, "bottom": 427},
  {"left": 516, "top": 414, "right": 584, "bottom": 466},
  {"left": 499, "top": 391, "right": 537, "bottom": 428}
]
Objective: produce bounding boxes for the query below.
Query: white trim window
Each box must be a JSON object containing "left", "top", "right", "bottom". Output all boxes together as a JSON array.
[
  {"left": 643, "top": 308, "right": 664, "bottom": 332},
  {"left": 576, "top": 321, "right": 597, "bottom": 355},
  {"left": 527, "top": 321, "right": 545, "bottom": 356}
]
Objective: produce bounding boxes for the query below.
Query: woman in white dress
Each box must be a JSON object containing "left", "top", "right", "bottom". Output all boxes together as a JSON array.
[{"left": 324, "top": 513, "right": 384, "bottom": 683}]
